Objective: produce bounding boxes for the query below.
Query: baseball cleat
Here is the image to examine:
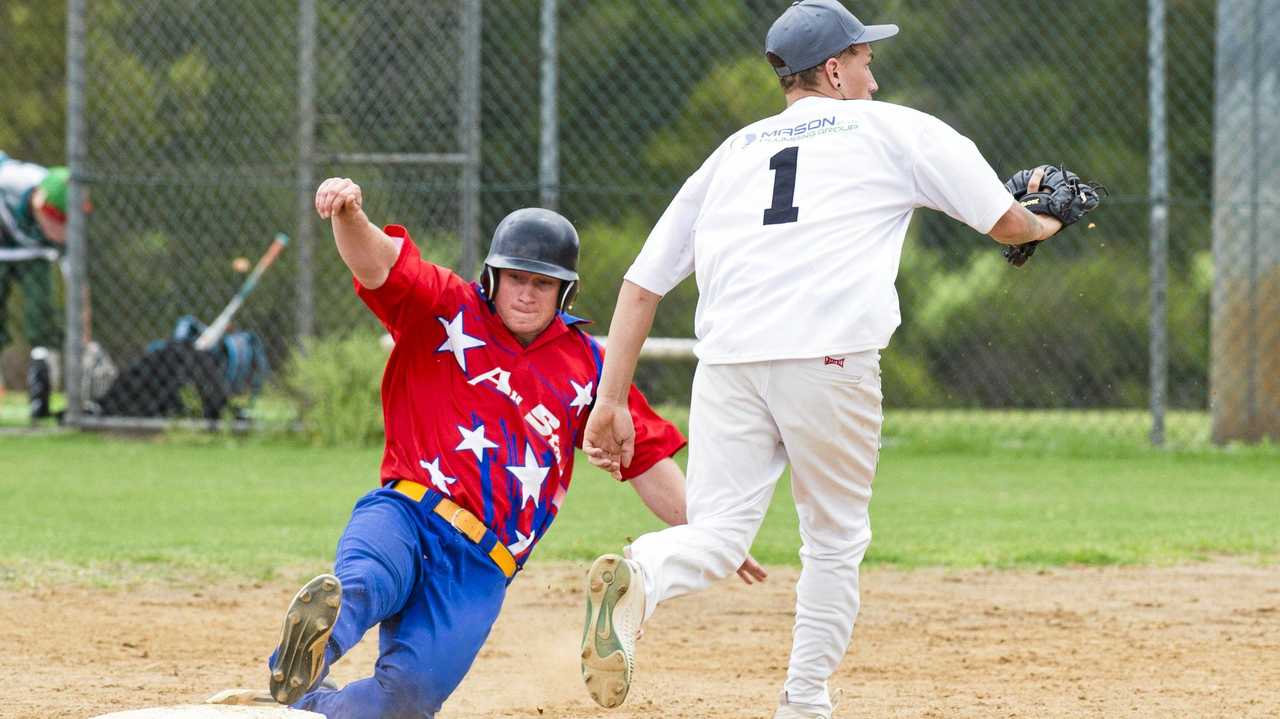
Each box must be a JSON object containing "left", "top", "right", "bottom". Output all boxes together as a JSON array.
[
  {"left": 268, "top": 574, "right": 342, "bottom": 706},
  {"left": 580, "top": 554, "right": 645, "bottom": 708}
]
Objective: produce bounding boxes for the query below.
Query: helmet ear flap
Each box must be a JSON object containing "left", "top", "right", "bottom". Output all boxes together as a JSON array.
[
  {"left": 481, "top": 266, "right": 498, "bottom": 303},
  {"left": 559, "top": 279, "right": 578, "bottom": 312}
]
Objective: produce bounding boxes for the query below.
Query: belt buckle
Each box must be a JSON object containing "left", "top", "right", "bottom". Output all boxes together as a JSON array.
[{"left": 447, "top": 506, "right": 468, "bottom": 532}]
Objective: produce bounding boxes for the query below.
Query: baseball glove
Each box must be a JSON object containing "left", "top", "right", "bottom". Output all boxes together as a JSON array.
[{"left": 1001, "top": 165, "right": 1105, "bottom": 267}]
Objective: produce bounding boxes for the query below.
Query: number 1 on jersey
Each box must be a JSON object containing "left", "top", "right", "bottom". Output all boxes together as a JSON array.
[{"left": 763, "top": 146, "right": 800, "bottom": 226}]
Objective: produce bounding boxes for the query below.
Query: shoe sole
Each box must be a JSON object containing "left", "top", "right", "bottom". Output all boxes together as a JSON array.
[
  {"left": 580, "top": 554, "right": 638, "bottom": 708},
  {"left": 268, "top": 574, "right": 341, "bottom": 705}
]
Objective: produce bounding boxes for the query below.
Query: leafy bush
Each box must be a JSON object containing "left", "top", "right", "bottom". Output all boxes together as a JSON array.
[
  {"left": 888, "top": 247, "right": 1211, "bottom": 409},
  {"left": 276, "top": 330, "right": 386, "bottom": 447}
]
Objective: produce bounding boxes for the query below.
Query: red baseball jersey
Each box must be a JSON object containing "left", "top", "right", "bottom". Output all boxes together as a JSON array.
[{"left": 356, "top": 225, "right": 686, "bottom": 567}]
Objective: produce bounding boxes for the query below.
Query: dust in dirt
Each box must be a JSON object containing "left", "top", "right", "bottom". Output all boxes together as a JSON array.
[{"left": 2, "top": 560, "right": 1277, "bottom": 718}]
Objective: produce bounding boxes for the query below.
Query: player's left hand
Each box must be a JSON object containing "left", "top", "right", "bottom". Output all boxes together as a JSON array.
[
  {"left": 1002, "top": 164, "right": 1105, "bottom": 267},
  {"left": 736, "top": 555, "right": 768, "bottom": 585},
  {"left": 584, "top": 399, "right": 635, "bottom": 480}
]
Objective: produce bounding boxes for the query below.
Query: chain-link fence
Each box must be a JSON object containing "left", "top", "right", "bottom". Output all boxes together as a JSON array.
[{"left": 3, "top": 0, "right": 1274, "bottom": 446}]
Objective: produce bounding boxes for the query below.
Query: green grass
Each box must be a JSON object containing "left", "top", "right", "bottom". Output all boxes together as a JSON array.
[
  {"left": 1, "top": 421, "right": 1276, "bottom": 586},
  {"left": 0, "top": 432, "right": 372, "bottom": 584},
  {"left": 882, "top": 408, "right": 1230, "bottom": 455}
]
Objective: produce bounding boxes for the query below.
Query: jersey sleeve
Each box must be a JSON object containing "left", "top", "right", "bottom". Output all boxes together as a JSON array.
[
  {"left": 354, "top": 225, "right": 462, "bottom": 338},
  {"left": 619, "top": 383, "right": 687, "bottom": 481},
  {"left": 623, "top": 140, "right": 730, "bottom": 295},
  {"left": 910, "top": 118, "right": 1012, "bottom": 235}
]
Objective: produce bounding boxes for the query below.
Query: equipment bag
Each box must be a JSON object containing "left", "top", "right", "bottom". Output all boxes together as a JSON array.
[{"left": 93, "top": 315, "right": 270, "bottom": 419}]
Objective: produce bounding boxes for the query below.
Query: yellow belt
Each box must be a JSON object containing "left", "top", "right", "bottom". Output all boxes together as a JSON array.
[{"left": 390, "top": 480, "right": 517, "bottom": 579}]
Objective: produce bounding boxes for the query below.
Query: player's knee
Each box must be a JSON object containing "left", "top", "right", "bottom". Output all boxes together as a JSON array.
[
  {"left": 692, "top": 520, "right": 754, "bottom": 577},
  {"left": 714, "top": 530, "right": 753, "bottom": 565},
  {"left": 375, "top": 664, "right": 446, "bottom": 718},
  {"left": 370, "top": 686, "right": 435, "bottom": 719},
  {"left": 801, "top": 529, "right": 872, "bottom": 564}
]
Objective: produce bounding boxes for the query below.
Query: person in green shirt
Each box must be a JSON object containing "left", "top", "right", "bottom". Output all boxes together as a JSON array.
[{"left": 0, "top": 152, "right": 89, "bottom": 419}]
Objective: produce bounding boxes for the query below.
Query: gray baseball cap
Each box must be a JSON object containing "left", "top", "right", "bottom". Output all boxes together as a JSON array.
[{"left": 765, "top": 0, "right": 899, "bottom": 77}]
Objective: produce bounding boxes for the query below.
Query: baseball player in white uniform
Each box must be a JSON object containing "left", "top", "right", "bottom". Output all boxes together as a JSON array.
[{"left": 579, "top": 2, "right": 1068, "bottom": 718}]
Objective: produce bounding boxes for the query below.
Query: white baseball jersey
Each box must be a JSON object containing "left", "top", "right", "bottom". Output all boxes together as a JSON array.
[
  {"left": 0, "top": 152, "right": 52, "bottom": 251},
  {"left": 624, "top": 96, "right": 1012, "bottom": 364}
]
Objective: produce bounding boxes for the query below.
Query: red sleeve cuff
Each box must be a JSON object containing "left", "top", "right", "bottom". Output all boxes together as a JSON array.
[
  {"left": 620, "top": 384, "right": 687, "bottom": 481},
  {"left": 353, "top": 225, "right": 416, "bottom": 295}
]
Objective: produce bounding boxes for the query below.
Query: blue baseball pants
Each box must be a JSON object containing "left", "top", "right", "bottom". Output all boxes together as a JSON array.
[{"left": 285, "top": 488, "right": 509, "bottom": 718}]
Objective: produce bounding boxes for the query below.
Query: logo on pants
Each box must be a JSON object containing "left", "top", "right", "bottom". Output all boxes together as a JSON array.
[{"left": 823, "top": 356, "right": 845, "bottom": 368}]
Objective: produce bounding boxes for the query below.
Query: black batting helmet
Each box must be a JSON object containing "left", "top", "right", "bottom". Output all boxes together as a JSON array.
[{"left": 481, "top": 208, "right": 580, "bottom": 311}]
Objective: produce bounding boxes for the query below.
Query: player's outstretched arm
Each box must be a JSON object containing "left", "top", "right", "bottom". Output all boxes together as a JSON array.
[
  {"left": 628, "top": 458, "right": 768, "bottom": 585},
  {"left": 315, "top": 177, "right": 402, "bottom": 289},
  {"left": 584, "top": 280, "right": 662, "bottom": 476}
]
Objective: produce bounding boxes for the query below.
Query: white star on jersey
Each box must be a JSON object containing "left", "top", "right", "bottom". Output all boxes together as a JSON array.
[
  {"left": 506, "top": 444, "right": 550, "bottom": 509},
  {"left": 569, "top": 379, "right": 594, "bottom": 416},
  {"left": 507, "top": 529, "right": 535, "bottom": 556},
  {"left": 418, "top": 456, "right": 458, "bottom": 496},
  {"left": 455, "top": 423, "right": 499, "bottom": 461},
  {"left": 436, "top": 311, "right": 485, "bottom": 372}
]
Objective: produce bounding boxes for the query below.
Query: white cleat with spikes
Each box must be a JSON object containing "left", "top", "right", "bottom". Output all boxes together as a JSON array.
[{"left": 580, "top": 554, "right": 645, "bottom": 709}]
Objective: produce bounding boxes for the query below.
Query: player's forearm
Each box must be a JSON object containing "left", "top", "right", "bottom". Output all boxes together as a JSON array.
[
  {"left": 988, "top": 200, "right": 1059, "bottom": 245},
  {"left": 332, "top": 211, "right": 401, "bottom": 289},
  {"left": 628, "top": 457, "right": 688, "bottom": 526},
  {"left": 598, "top": 280, "right": 662, "bottom": 404}
]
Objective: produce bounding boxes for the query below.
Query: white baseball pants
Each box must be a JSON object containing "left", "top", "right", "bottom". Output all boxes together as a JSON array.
[{"left": 627, "top": 351, "right": 882, "bottom": 713}]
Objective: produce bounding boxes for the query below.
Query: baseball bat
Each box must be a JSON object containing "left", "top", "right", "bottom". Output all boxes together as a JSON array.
[
  {"left": 194, "top": 232, "right": 289, "bottom": 352},
  {"left": 0, "top": 247, "right": 60, "bottom": 262}
]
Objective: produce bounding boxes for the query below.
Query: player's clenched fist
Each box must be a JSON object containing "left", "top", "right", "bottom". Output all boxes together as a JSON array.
[{"left": 315, "top": 177, "right": 364, "bottom": 220}]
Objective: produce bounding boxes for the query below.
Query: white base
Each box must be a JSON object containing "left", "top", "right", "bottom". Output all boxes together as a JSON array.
[{"left": 90, "top": 707, "right": 322, "bottom": 718}]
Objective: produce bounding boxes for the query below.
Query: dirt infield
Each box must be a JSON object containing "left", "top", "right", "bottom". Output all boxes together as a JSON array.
[{"left": 2, "top": 559, "right": 1277, "bottom": 718}]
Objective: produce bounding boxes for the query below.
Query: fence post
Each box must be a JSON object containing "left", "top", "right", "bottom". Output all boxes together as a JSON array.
[
  {"left": 1148, "top": 0, "right": 1168, "bottom": 446},
  {"left": 1211, "top": 0, "right": 1280, "bottom": 443},
  {"left": 296, "top": 0, "right": 317, "bottom": 345},
  {"left": 459, "top": 0, "right": 483, "bottom": 276},
  {"left": 539, "top": 0, "right": 559, "bottom": 211},
  {"left": 63, "top": 0, "right": 88, "bottom": 426}
]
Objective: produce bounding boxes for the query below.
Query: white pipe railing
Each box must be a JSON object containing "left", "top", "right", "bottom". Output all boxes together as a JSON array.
[{"left": 381, "top": 334, "right": 697, "bottom": 359}]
